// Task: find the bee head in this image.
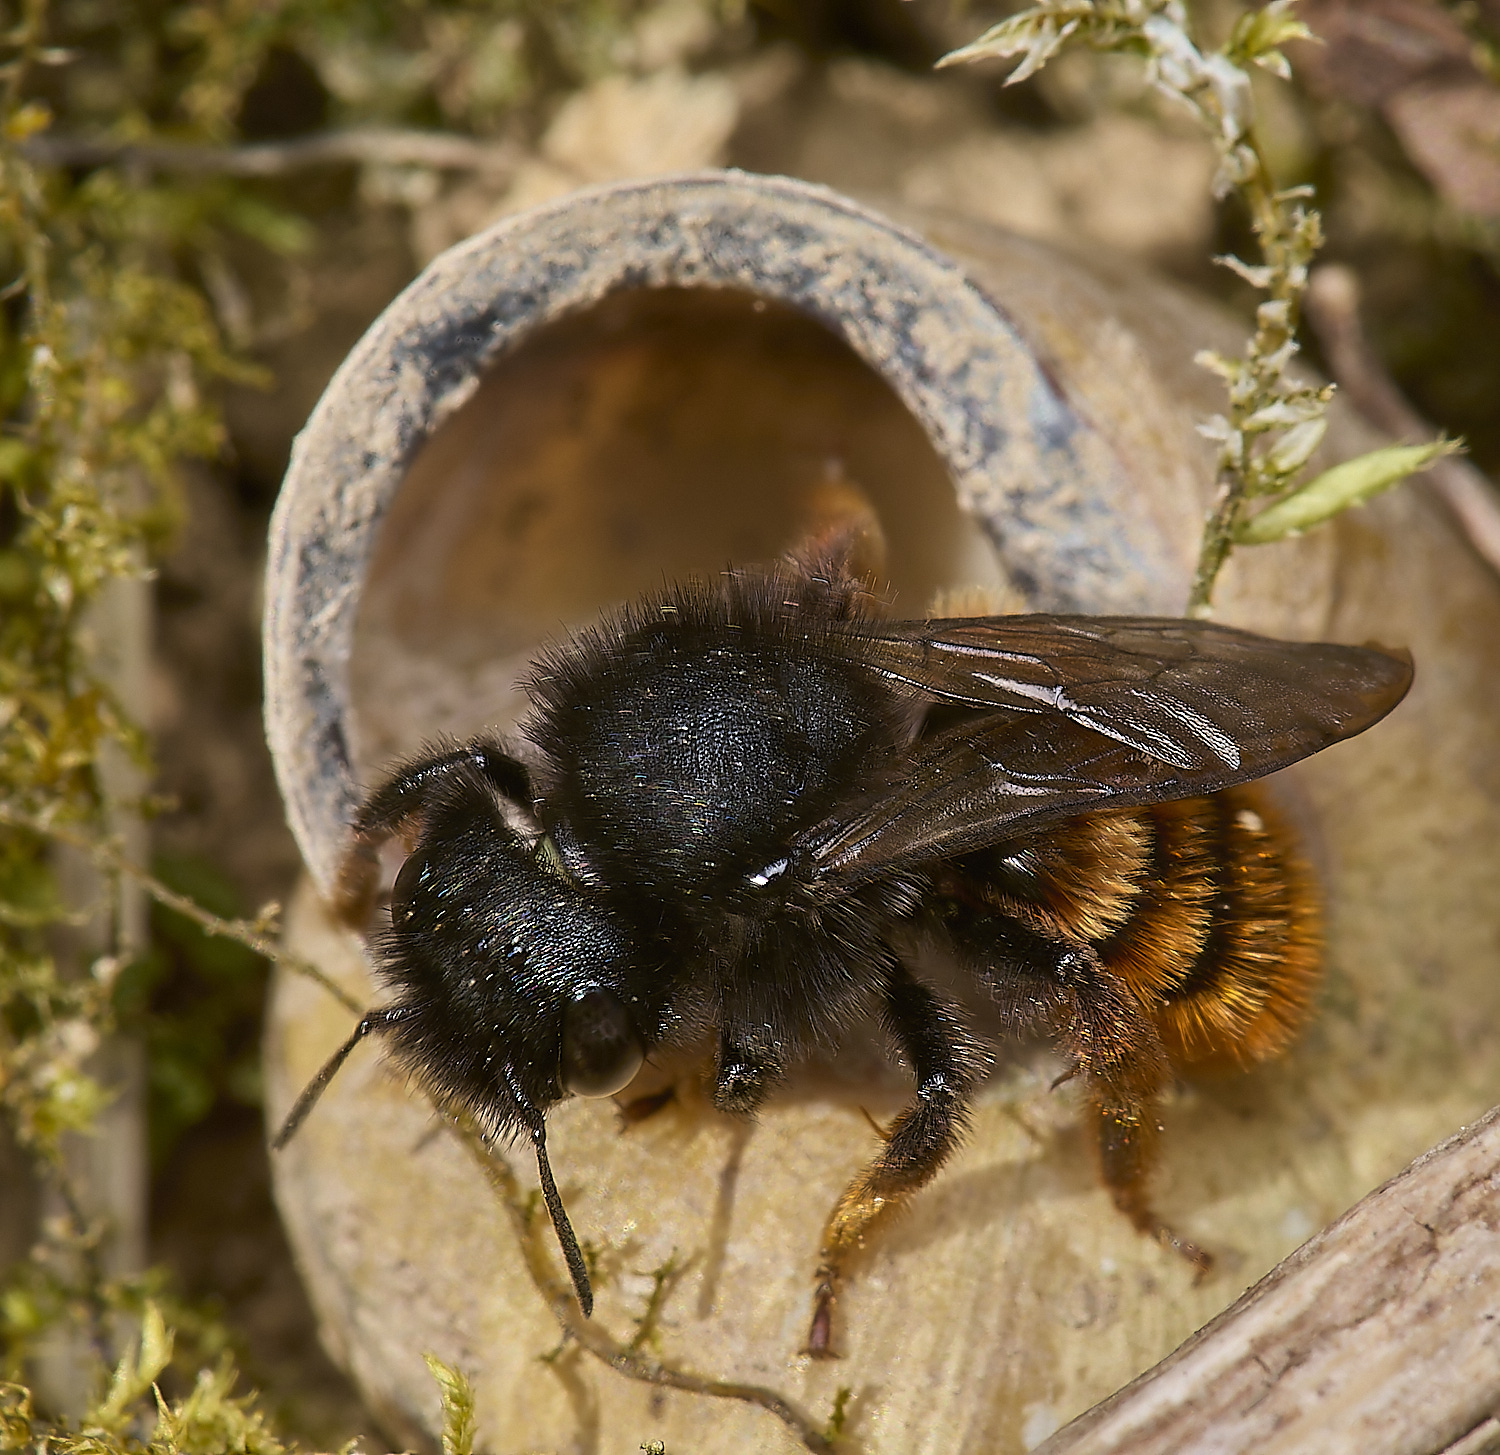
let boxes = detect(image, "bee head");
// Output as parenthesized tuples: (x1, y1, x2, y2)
(276, 792, 666, 1321)
(379, 819, 656, 1131)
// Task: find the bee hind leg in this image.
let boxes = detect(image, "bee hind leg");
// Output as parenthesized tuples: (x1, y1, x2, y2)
(1093, 1099, 1212, 1275)
(808, 959, 984, 1357)
(1061, 960, 1213, 1275)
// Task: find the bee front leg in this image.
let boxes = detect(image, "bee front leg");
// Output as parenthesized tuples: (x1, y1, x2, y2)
(711, 1028, 784, 1116)
(336, 738, 534, 926)
(808, 960, 984, 1357)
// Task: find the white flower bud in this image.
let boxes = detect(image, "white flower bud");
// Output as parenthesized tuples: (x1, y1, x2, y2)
(1264, 417, 1328, 475)
(1204, 52, 1254, 142)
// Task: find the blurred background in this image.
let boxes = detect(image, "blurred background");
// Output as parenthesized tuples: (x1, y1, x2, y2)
(1, 0, 1498, 1444)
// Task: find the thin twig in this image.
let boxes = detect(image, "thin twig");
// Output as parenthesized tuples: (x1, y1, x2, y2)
(48, 1163, 114, 1367)
(21, 126, 519, 178)
(0, 804, 364, 1015)
(1304, 264, 1500, 577)
(454, 1122, 837, 1455)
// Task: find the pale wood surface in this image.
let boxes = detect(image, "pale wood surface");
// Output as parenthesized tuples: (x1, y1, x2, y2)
(1039, 1107, 1500, 1455)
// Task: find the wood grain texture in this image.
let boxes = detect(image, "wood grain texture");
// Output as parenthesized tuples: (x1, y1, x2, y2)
(1039, 1106, 1500, 1455)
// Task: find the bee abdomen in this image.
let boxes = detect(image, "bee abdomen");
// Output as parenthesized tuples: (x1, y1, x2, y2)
(1123, 788, 1321, 1071)
(938, 787, 1321, 1071)
(967, 789, 1321, 1071)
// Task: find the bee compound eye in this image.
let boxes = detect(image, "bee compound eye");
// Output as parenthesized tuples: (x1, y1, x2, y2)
(560, 988, 645, 1098)
(389, 849, 429, 927)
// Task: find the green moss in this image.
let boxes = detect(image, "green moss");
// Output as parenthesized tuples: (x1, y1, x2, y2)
(0, 0, 667, 1443)
(422, 1355, 477, 1455)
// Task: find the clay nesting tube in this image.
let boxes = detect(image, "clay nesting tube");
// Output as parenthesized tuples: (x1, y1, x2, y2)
(263, 171, 1196, 899)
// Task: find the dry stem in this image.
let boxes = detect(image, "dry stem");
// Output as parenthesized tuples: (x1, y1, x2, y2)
(1036, 1104, 1500, 1454)
(22, 128, 518, 178)
(455, 1122, 837, 1455)
(0, 804, 363, 1016)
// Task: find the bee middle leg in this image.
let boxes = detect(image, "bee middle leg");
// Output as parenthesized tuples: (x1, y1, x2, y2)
(808, 959, 984, 1356)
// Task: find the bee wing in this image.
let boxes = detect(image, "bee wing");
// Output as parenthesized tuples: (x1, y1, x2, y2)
(805, 615, 1412, 878)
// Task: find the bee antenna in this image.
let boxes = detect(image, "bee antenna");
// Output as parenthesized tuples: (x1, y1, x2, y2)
(501, 1065, 593, 1316)
(529, 1121, 595, 1318)
(271, 1007, 404, 1151)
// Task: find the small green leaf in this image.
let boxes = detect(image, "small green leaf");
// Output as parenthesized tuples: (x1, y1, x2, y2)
(1235, 440, 1462, 543)
(936, 14, 1041, 68)
(424, 1353, 477, 1455)
(1254, 48, 1293, 79)
(1215, 253, 1274, 288)
(3, 101, 52, 140)
(139, 1301, 174, 1386)
(219, 194, 315, 255)
(91, 1302, 173, 1430)
(1243, 397, 1324, 430)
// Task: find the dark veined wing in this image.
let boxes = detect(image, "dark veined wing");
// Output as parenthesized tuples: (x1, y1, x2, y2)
(803, 614, 1412, 880)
